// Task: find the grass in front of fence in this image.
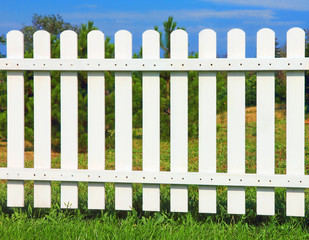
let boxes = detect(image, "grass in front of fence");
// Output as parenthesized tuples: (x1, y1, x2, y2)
(0, 107, 309, 238)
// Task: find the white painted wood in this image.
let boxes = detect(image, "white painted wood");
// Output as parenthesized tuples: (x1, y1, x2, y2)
(256, 28, 275, 215)
(227, 29, 246, 214)
(170, 29, 188, 212)
(3, 27, 309, 217)
(3, 168, 309, 189)
(60, 30, 78, 209)
(115, 30, 133, 210)
(142, 30, 160, 211)
(33, 30, 51, 208)
(198, 29, 217, 214)
(286, 27, 305, 217)
(1, 58, 309, 72)
(7, 30, 24, 207)
(87, 30, 106, 209)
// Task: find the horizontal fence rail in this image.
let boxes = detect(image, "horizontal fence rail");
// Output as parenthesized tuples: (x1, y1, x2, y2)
(0, 168, 309, 189)
(0, 58, 308, 71)
(0, 27, 308, 217)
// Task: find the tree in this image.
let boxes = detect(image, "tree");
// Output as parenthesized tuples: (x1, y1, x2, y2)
(21, 14, 78, 52)
(275, 37, 284, 58)
(0, 34, 5, 58)
(7, 14, 116, 151)
(305, 29, 309, 112)
(154, 16, 185, 58)
(0, 35, 5, 45)
(154, 17, 186, 139)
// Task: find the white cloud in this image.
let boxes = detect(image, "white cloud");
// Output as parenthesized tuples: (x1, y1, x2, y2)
(75, 4, 97, 9)
(0, 22, 21, 29)
(178, 9, 275, 20)
(63, 9, 275, 22)
(244, 20, 304, 27)
(186, 25, 236, 33)
(201, 0, 309, 11)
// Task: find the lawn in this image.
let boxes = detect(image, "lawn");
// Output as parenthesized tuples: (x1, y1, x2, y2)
(0, 107, 308, 239)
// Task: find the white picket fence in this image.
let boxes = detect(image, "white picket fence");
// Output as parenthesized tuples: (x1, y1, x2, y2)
(0, 27, 308, 216)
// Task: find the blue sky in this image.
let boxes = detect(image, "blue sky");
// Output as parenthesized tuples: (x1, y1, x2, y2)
(0, 0, 308, 57)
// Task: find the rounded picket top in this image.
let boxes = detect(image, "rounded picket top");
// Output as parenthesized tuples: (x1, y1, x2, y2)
(257, 28, 274, 36)
(171, 29, 188, 40)
(7, 30, 24, 58)
(7, 30, 23, 40)
(199, 29, 216, 59)
(88, 29, 104, 37)
(33, 30, 50, 58)
(257, 28, 275, 58)
(199, 28, 216, 39)
(287, 27, 305, 36)
(60, 29, 77, 36)
(227, 28, 245, 58)
(60, 30, 78, 41)
(60, 30, 78, 58)
(115, 29, 132, 37)
(143, 29, 160, 39)
(33, 30, 50, 38)
(87, 30, 105, 59)
(142, 30, 160, 59)
(171, 29, 188, 58)
(227, 28, 245, 38)
(115, 30, 132, 59)
(287, 27, 305, 57)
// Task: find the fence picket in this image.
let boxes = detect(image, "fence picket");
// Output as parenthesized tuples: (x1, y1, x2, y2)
(256, 28, 275, 215)
(142, 30, 160, 211)
(115, 30, 133, 210)
(227, 29, 246, 214)
(7, 30, 24, 207)
(286, 28, 305, 217)
(170, 30, 188, 212)
(33, 30, 51, 208)
(87, 30, 105, 209)
(198, 29, 217, 213)
(60, 30, 78, 209)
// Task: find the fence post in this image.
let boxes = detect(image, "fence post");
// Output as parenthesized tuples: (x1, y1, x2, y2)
(198, 29, 217, 214)
(227, 29, 246, 214)
(256, 28, 275, 215)
(7, 30, 24, 207)
(60, 30, 78, 209)
(87, 30, 106, 209)
(115, 30, 133, 210)
(33, 30, 51, 208)
(142, 30, 160, 211)
(170, 29, 188, 212)
(286, 27, 305, 217)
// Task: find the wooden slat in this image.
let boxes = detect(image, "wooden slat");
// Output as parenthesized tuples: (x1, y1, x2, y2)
(227, 29, 246, 214)
(115, 30, 133, 210)
(198, 29, 217, 213)
(7, 30, 24, 207)
(256, 28, 275, 215)
(170, 29, 188, 212)
(60, 30, 78, 209)
(33, 30, 51, 208)
(142, 30, 160, 211)
(87, 30, 105, 209)
(286, 28, 305, 217)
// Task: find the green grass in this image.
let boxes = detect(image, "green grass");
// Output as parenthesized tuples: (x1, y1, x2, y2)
(0, 209, 308, 239)
(0, 108, 309, 239)
(0, 184, 309, 239)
